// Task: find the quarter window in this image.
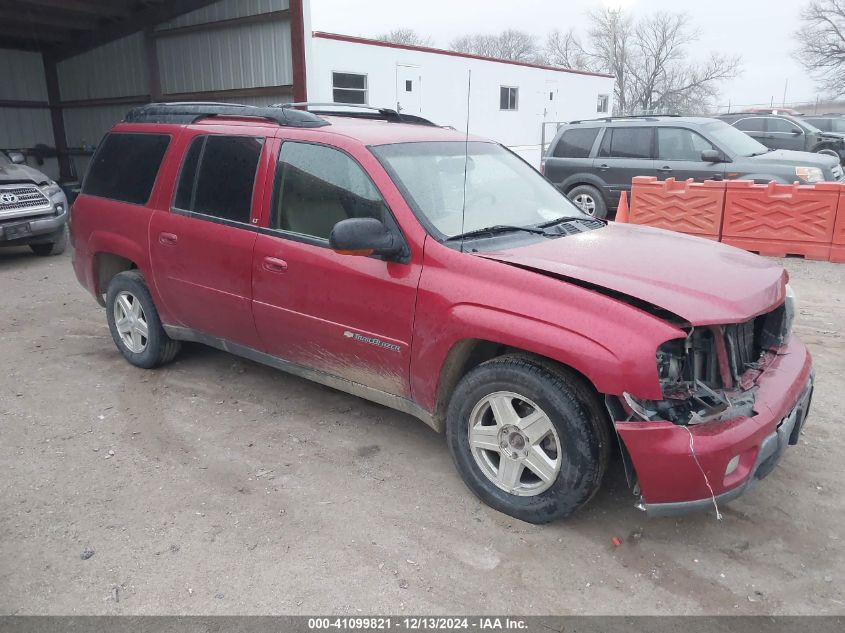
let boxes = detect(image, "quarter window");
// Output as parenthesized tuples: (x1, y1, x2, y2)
(173, 135, 263, 224)
(500, 86, 518, 111)
(598, 127, 652, 159)
(83, 132, 170, 205)
(272, 142, 390, 242)
(553, 128, 600, 158)
(333, 72, 368, 104)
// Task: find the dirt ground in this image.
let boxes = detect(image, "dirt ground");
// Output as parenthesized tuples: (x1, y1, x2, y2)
(0, 247, 843, 616)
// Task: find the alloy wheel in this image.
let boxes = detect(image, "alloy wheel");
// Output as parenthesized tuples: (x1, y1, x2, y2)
(468, 391, 562, 496)
(113, 290, 149, 354)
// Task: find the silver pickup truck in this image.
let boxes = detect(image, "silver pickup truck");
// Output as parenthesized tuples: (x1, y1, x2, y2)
(0, 150, 69, 256)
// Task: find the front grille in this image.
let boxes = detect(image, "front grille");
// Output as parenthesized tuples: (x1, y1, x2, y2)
(725, 305, 787, 378)
(0, 185, 51, 220)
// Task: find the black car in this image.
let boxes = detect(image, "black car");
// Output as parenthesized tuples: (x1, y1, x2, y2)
(543, 115, 843, 219)
(718, 112, 845, 164)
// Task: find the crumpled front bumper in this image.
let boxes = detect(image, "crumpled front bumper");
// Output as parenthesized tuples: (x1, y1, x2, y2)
(615, 335, 813, 517)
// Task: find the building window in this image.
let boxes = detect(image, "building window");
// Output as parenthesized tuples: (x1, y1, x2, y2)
(500, 86, 518, 111)
(597, 94, 609, 114)
(332, 72, 368, 104)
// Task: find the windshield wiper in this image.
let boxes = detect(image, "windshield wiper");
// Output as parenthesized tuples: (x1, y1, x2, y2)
(537, 215, 606, 228)
(445, 224, 548, 242)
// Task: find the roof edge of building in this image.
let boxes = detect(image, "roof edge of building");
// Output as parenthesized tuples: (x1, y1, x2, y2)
(311, 31, 615, 79)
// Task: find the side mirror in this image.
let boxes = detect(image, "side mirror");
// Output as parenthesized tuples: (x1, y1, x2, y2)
(329, 218, 404, 259)
(700, 149, 724, 163)
(7, 151, 25, 164)
(791, 129, 803, 136)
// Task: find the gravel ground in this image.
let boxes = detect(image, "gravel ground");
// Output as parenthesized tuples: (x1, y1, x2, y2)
(0, 247, 843, 615)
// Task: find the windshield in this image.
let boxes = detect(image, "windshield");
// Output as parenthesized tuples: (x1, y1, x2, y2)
(372, 141, 587, 239)
(0, 152, 9, 165)
(706, 121, 770, 157)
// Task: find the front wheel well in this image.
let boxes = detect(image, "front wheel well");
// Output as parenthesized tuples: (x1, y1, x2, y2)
(433, 340, 610, 434)
(94, 253, 137, 306)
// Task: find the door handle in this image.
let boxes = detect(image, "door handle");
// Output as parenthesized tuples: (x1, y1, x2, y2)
(597, 163, 610, 171)
(262, 256, 288, 273)
(657, 166, 673, 173)
(159, 232, 178, 246)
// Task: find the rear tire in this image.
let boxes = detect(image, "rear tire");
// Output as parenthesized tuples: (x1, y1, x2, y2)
(30, 225, 68, 256)
(567, 185, 608, 219)
(446, 356, 609, 523)
(105, 271, 180, 369)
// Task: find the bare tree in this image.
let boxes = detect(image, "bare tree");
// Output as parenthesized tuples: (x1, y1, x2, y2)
(449, 30, 541, 63)
(795, 0, 845, 97)
(545, 29, 590, 70)
(375, 28, 434, 47)
(543, 8, 739, 115)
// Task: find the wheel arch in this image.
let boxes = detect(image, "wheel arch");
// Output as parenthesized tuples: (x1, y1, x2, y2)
(432, 338, 610, 434)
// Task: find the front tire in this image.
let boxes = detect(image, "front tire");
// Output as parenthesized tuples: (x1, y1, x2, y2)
(446, 356, 609, 523)
(105, 271, 180, 369)
(567, 184, 608, 219)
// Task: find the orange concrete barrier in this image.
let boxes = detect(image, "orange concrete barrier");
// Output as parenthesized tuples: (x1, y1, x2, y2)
(629, 177, 725, 240)
(831, 190, 845, 263)
(722, 181, 839, 260)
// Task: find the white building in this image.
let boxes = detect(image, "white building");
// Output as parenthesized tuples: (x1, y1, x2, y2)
(306, 32, 615, 166)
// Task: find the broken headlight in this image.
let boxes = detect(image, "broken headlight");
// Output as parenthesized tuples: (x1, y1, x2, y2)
(783, 283, 796, 341)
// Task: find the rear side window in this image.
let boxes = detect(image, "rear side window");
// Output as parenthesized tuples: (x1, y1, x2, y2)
(734, 118, 765, 132)
(83, 132, 170, 204)
(553, 128, 600, 158)
(598, 127, 652, 159)
(173, 135, 264, 224)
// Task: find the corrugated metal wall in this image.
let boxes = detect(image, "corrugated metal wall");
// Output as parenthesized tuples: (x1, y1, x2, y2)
(57, 33, 148, 102)
(1, 0, 297, 181)
(158, 0, 289, 29)
(157, 20, 293, 94)
(0, 49, 58, 180)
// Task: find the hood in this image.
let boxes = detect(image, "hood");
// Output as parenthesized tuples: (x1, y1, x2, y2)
(0, 162, 49, 185)
(746, 148, 839, 169)
(478, 223, 786, 325)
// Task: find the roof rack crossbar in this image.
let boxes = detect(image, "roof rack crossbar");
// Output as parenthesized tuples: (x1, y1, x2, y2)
(276, 102, 437, 126)
(123, 102, 331, 128)
(569, 114, 681, 124)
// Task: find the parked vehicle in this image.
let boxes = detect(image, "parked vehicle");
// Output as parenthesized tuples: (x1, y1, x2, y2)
(718, 112, 845, 164)
(0, 150, 69, 255)
(543, 115, 843, 219)
(802, 113, 845, 135)
(71, 103, 813, 523)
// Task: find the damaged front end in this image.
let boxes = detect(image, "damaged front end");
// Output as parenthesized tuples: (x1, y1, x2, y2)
(623, 284, 796, 427)
(608, 284, 811, 516)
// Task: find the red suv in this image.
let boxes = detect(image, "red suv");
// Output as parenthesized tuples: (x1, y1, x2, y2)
(71, 103, 813, 523)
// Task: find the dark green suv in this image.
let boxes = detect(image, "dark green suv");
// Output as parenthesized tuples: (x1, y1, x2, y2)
(543, 115, 843, 219)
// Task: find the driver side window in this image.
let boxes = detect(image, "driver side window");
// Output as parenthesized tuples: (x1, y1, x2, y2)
(271, 142, 389, 241)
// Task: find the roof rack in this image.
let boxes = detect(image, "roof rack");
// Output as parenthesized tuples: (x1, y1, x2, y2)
(123, 102, 331, 127)
(569, 114, 681, 124)
(276, 102, 437, 126)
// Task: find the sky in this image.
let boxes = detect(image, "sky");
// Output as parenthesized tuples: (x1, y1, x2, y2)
(310, 0, 821, 110)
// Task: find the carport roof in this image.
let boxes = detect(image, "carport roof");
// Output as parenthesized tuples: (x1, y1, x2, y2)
(1, 0, 219, 59)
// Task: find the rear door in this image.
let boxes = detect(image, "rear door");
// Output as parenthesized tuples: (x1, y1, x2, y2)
(655, 127, 726, 181)
(251, 138, 422, 398)
(149, 128, 270, 348)
(593, 126, 656, 205)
